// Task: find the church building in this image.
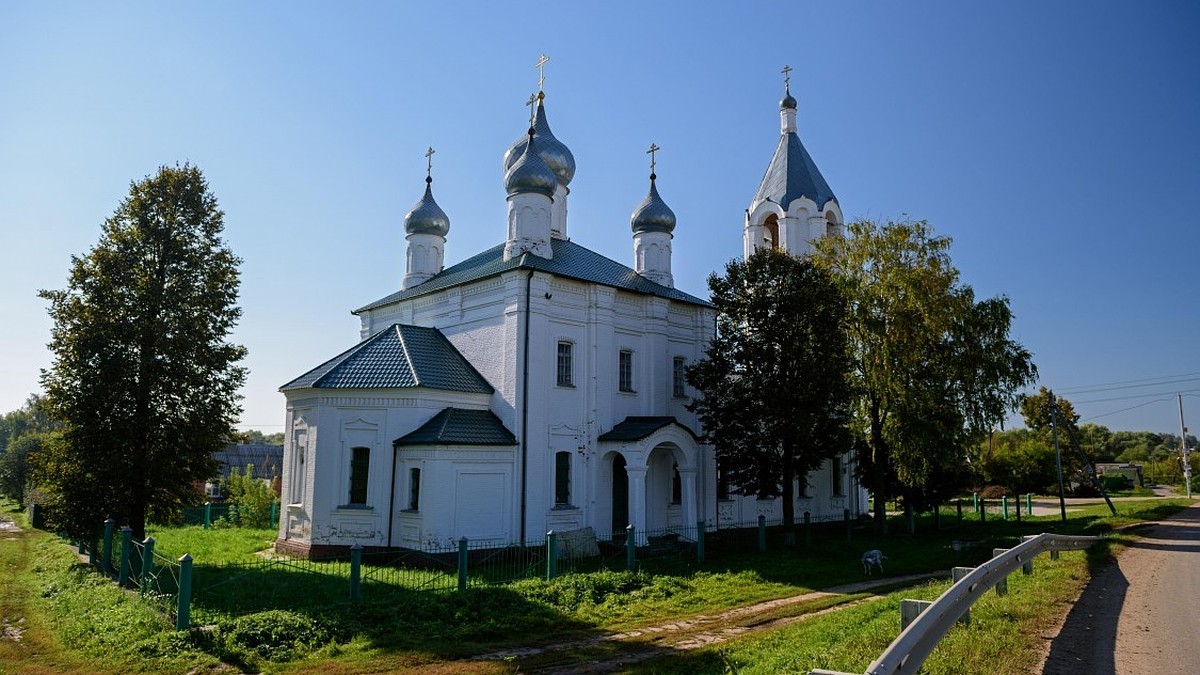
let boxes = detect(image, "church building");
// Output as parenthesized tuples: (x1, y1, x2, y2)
(275, 69, 867, 558)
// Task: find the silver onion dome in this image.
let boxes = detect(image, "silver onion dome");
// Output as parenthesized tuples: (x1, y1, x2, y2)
(780, 88, 798, 110)
(504, 131, 557, 198)
(503, 97, 576, 188)
(404, 177, 450, 237)
(630, 174, 676, 234)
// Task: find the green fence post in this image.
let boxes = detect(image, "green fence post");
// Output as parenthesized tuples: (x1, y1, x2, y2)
(626, 525, 636, 572)
(204, 502, 212, 530)
(270, 501, 278, 527)
(803, 511, 812, 547)
(176, 554, 192, 630)
(349, 543, 362, 602)
(980, 499, 986, 523)
(101, 518, 114, 576)
(956, 499, 963, 527)
(757, 514, 767, 552)
(1026, 493, 1033, 512)
(546, 531, 558, 581)
(1002, 496, 1009, 520)
(140, 537, 156, 597)
(118, 526, 132, 587)
(696, 520, 705, 563)
(1015, 494, 1022, 523)
(457, 538, 468, 591)
(844, 508, 852, 542)
(88, 527, 98, 567)
(973, 492, 979, 513)
(905, 503, 915, 535)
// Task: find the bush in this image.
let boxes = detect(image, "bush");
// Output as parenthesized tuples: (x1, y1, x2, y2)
(223, 465, 277, 528)
(216, 609, 333, 662)
(978, 485, 1013, 499)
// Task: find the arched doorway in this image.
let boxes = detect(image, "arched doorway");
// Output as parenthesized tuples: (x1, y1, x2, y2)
(611, 454, 629, 534)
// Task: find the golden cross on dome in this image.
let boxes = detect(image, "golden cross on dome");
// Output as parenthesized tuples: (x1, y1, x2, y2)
(646, 143, 661, 174)
(535, 53, 550, 92)
(425, 146, 435, 177)
(781, 64, 793, 89)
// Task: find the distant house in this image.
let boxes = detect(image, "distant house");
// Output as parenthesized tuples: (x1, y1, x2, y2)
(204, 443, 284, 500)
(1095, 462, 1143, 487)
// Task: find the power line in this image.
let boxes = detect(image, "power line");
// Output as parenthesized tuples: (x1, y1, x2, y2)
(1070, 387, 1200, 405)
(1058, 376, 1200, 395)
(1058, 371, 1200, 395)
(1080, 397, 1177, 423)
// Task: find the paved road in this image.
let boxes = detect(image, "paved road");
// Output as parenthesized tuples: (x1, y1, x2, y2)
(1042, 503, 1200, 674)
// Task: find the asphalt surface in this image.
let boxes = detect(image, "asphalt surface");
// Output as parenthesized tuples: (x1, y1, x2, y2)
(1042, 502, 1200, 675)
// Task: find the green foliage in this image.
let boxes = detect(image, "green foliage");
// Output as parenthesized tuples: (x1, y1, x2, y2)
(221, 464, 277, 528)
(235, 429, 284, 445)
(0, 395, 57, 506)
(977, 429, 1059, 493)
(687, 249, 853, 527)
(215, 610, 334, 663)
(813, 219, 1036, 516)
(35, 164, 247, 540)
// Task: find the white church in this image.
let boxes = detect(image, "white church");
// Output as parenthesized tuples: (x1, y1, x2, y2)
(275, 72, 868, 558)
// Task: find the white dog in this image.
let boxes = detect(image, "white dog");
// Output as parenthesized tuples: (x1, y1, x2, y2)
(862, 549, 887, 575)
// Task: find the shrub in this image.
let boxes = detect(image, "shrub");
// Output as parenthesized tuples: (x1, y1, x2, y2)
(223, 464, 277, 528)
(216, 609, 333, 662)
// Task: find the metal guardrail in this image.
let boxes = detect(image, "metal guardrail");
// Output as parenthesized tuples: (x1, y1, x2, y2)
(811, 533, 1101, 675)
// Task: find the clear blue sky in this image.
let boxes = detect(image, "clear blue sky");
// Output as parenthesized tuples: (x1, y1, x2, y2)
(2, 2, 1197, 435)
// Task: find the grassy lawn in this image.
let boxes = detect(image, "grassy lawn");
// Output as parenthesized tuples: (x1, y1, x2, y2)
(0, 497, 1188, 674)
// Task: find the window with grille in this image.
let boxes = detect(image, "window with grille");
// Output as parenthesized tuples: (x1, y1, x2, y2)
(557, 341, 573, 387)
(555, 451, 571, 506)
(671, 463, 682, 504)
(348, 446, 370, 505)
(672, 356, 686, 397)
(619, 350, 634, 392)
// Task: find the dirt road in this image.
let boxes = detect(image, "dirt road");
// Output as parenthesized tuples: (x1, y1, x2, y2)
(1042, 503, 1200, 674)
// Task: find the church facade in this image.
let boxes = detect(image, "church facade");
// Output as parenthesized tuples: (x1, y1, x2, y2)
(275, 77, 867, 558)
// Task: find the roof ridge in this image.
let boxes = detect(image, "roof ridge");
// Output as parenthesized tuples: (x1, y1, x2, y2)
(393, 324, 421, 388)
(309, 327, 393, 388)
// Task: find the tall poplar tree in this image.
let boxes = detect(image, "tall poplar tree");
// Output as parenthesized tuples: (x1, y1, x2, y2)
(687, 249, 853, 535)
(37, 164, 246, 539)
(814, 219, 1036, 527)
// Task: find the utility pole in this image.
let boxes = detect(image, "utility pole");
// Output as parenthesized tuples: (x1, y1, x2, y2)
(1051, 393, 1067, 522)
(1180, 394, 1193, 500)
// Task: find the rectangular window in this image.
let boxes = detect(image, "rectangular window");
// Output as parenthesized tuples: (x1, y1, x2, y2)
(555, 451, 571, 506)
(798, 476, 809, 498)
(557, 341, 574, 387)
(349, 446, 370, 505)
(408, 467, 421, 510)
(618, 349, 634, 392)
(672, 356, 686, 397)
(717, 467, 730, 500)
(832, 456, 844, 496)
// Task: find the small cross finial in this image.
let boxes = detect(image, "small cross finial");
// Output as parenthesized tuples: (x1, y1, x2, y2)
(525, 92, 538, 129)
(781, 64, 792, 90)
(646, 143, 660, 175)
(535, 53, 550, 92)
(425, 146, 435, 178)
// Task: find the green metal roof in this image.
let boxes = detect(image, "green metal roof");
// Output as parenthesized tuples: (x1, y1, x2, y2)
(393, 408, 517, 447)
(280, 324, 493, 394)
(354, 238, 711, 314)
(597, 416, 700, 442)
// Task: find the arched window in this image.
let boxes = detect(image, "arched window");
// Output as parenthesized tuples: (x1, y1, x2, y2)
(763, 214, 780, 249)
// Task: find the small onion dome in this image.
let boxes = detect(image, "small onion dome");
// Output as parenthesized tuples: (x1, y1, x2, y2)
(404, 177, 450, 237)
(503, 97, 576, 188)
(504, 131, 557, 198)
(630, 174, 676, 234)
(780, 88, 797, 110)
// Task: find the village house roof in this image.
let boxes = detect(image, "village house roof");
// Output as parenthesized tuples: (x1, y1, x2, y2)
(212, 443, 283, 480)
(393, 408, 517, 447)
(354, 238, 712, 314)
(279, 324, 494, 394)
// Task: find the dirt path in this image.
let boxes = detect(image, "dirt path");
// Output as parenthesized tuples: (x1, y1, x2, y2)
(1040, 502, 1200, 675)
(471, 571, 944, 673)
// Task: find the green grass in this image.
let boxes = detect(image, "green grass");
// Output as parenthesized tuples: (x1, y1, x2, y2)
(147, 523, 276, 563)
(3, 497, 1189, 674)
